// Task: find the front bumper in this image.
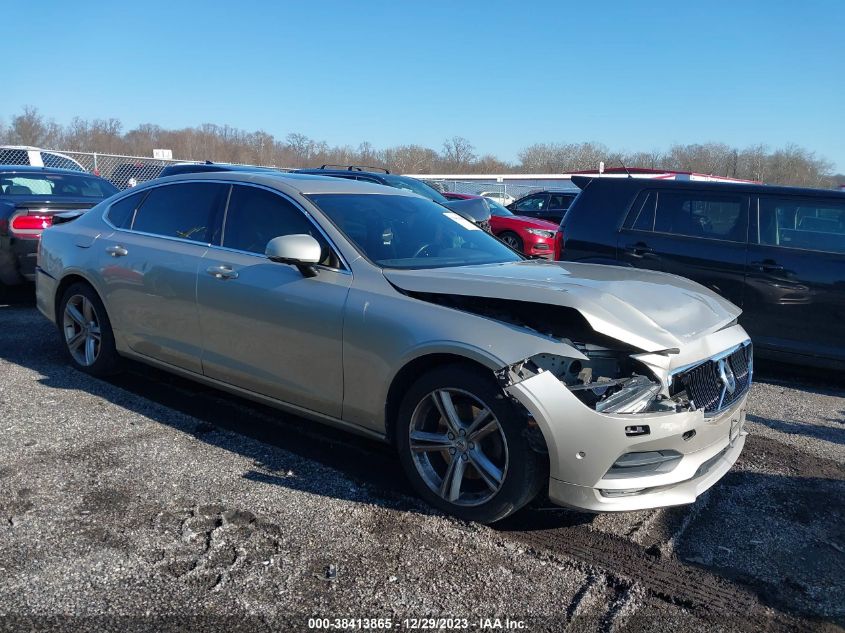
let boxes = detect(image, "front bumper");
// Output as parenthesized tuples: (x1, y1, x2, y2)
(505, 368, 749, 512)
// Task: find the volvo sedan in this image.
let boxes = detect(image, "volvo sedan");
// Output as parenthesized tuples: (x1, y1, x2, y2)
(36, 172, 751, 523)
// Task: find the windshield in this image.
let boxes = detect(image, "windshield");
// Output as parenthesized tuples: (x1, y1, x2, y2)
(485, 199, 514, 216)
(0, 172, 118, 198)
(310, 193, 523, 269)
(382, 175, 448, 204)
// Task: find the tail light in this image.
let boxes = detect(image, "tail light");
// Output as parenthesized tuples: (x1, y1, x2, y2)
(10, 214, 53, 239)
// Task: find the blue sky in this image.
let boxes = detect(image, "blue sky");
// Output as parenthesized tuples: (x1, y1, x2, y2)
(5, 1, 844, 170)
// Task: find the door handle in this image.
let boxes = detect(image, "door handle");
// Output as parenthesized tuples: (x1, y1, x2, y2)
(750, 260, 784, 273)
(105, 245, 128, 257)
(624, 243, 653, 258)
(206, 265, 239, 280)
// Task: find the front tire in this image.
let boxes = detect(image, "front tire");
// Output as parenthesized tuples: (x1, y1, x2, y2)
(499, 231, 524, 253)
(58, 283, 121, 377)
(396, 364, 545, 523)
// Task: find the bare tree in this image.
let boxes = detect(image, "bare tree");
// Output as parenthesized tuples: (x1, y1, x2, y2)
(0, 106, 836, 187)
(441, 136, 476, 170)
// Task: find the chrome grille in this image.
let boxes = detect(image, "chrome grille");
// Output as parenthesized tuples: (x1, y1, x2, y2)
(674, 342, 752, 416)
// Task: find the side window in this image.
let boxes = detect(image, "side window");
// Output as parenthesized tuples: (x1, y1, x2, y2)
(131, 182, 227, 243)
(548, 194, 574, 211)
(654, 190, 747, 242)
(222, 185, 335, 264)
(624, 191, 656, 231)
(41, 152, 82, 171)
(514, 194, 547, 212)
(0, 148, 29, 166)
(106, 192, 146, 228)
(758, 196, 845, 254)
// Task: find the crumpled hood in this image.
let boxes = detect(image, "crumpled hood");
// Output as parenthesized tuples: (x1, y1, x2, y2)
(383, 260, 741, 352)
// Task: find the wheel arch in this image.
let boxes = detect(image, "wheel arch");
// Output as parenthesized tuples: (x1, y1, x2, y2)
(54, 272, 102, 325)
(384, 352, 496, 445)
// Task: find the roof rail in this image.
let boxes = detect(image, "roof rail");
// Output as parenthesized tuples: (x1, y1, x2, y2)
(318, 164, 391, 174)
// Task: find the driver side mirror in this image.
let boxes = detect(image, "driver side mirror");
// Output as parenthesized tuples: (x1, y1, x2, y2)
(265, 234, 321, 278)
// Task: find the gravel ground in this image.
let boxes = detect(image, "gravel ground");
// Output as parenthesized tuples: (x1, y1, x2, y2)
(0, 289, 842, 632)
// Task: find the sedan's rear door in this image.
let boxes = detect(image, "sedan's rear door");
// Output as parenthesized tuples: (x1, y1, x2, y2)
(196, 184, 351, 418)
(101, 181, 228, 373)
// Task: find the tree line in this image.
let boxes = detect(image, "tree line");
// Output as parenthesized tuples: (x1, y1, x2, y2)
(1, 106, 841, 188)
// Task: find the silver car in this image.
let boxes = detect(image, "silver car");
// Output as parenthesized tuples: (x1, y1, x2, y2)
(36, 172, 751, 523)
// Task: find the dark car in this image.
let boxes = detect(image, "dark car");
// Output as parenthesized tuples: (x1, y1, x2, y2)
(158, 161, 284, 178)
(507, 189, 579, 224)
(293, 166, 492, 229)
(108, 162, 165, 189)
(0, 167, 119, 289)
(560, 176, 845, 369)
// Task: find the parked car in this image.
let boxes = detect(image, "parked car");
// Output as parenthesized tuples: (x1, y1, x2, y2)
(444, 192, 561, 259)
(293, 165, 492, 230)
(508, 189, 579, 224)
(158, 161, 283, 178)
(37, 171, 751, 522)
(108, 162, 165, 189)
(479, 190, 516, 206)
(0, 145, 85, 172)
(560, 176, 845, 369)
(0, 167, 118, 288)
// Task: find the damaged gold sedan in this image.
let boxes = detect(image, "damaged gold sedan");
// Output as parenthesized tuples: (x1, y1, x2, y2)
(36, 172, 751, 523)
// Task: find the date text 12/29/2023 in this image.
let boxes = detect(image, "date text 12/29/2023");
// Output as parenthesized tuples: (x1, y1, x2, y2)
(307, 617, 527, 630)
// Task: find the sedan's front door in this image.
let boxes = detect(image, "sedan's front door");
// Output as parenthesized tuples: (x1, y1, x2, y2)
(196, 184, 351, 418)
(743, 194, 845, 364)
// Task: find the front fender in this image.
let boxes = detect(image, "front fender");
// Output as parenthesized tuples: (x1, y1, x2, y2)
(340, 286, 586, 432)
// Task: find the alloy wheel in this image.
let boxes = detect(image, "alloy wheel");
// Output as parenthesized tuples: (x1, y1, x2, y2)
(63, 294, 101, 367)
(409, 388, 509, 507)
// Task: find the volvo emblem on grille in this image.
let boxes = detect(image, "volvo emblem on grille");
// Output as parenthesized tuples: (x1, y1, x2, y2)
(718, 358, 737, 394)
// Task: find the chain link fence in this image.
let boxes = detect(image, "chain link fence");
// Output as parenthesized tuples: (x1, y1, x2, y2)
(0, 148, 292, 190)
(1, 148, 578, 199)
(0, 147, 206, 189)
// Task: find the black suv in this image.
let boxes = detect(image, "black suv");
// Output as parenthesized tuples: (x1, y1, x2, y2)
(507, 189, 578, 224)
(560, 176, 845, 369)
(293, 165, 492, 229)
(158, 161, 283, 178)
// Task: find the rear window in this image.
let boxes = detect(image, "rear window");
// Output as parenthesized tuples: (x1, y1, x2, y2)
(0, 172, 118, 198)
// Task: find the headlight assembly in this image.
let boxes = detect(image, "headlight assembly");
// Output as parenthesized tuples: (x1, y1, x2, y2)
(526, 228, 556, 238)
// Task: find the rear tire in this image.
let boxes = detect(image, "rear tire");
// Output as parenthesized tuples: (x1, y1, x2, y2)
(58, 282, 121, 377)
(499, 231, 524, 253)
(396, 364, 545, 524)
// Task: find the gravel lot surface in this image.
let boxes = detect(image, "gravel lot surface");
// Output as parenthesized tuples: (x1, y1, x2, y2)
(0, 288, 842, 632)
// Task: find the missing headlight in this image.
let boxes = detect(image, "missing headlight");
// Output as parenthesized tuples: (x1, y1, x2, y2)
(545, 345, 663, 413)
(596, 376, 661, 414)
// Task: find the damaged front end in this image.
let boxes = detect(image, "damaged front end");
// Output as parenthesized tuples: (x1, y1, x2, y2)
(386, 270, 751, 512)
(498, 344, 691, 417)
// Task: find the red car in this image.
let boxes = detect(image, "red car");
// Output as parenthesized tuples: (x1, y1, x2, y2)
(443, 192, 562, 259)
